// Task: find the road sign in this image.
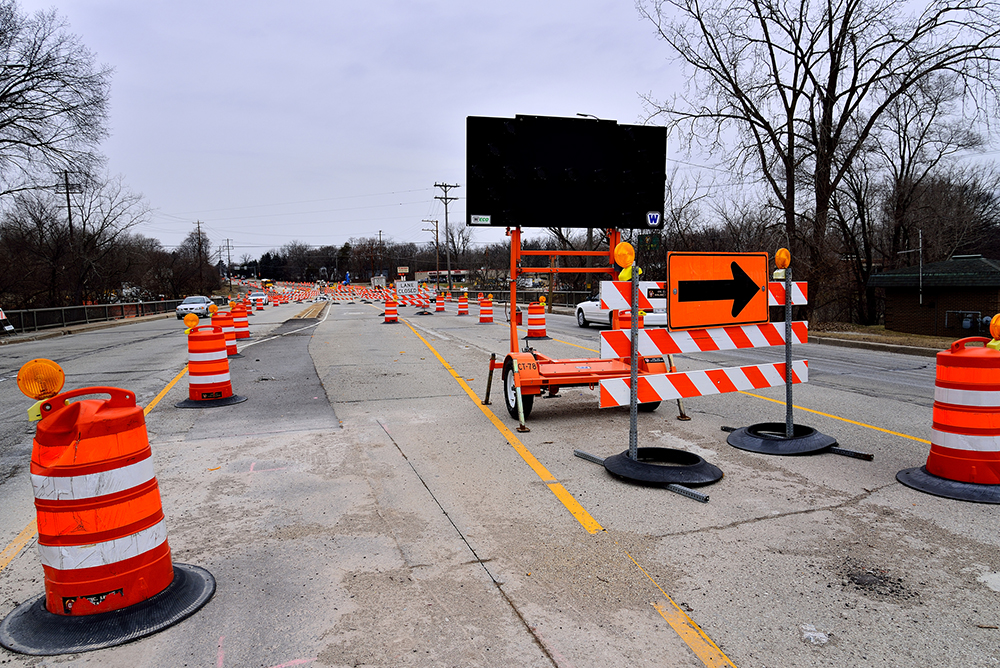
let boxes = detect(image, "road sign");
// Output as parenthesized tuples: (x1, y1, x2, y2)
(667, 252, 769, 330)
(396, 280, 419, 296)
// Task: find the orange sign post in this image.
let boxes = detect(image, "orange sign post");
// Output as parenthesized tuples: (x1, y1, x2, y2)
(667, 252, 769, 330)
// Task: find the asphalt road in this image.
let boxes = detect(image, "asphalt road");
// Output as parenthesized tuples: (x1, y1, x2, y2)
(1, 301, 998, 668)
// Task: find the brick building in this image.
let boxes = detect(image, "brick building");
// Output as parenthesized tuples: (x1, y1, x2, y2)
(867, 255, 1000, 336)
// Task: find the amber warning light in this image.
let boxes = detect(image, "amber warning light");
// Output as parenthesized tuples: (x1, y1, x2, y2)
(17, 358, 65, 400)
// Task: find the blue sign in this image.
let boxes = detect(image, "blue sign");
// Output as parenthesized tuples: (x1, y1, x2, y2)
(646, 211, 661, 227)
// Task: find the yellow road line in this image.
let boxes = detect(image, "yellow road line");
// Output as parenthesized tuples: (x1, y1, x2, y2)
(402, 319, 603, 534)
(144, 365, 188, 416)
(0, 520, 37, 572)
(2, 366, 187, 575)
(739, 391, 931, 444)
(403, 318, 733, 666)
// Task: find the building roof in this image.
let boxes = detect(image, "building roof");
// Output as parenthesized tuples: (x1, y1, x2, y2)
(867, 255, 1000, 289)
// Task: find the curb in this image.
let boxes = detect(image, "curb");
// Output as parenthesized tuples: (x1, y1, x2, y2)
(0, 313, 176, 346)
(808, 334, 940, 358)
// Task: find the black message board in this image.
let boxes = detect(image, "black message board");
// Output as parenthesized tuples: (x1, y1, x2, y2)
(466, 114, 666, 229)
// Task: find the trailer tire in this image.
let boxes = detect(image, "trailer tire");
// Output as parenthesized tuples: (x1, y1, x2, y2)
(502, 357, 534, 420)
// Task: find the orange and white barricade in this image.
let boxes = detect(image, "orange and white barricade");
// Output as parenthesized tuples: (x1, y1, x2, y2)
(457, 294, 468, 316)
(436, 293, 445, 312)
(176, 325, 247, 408)
(211, 310, 239, 357)
(384, 300, 398, 324)
(898, 336, 1000, 502)
(525, 302, 548, 339)
(479, 299, 493, 324)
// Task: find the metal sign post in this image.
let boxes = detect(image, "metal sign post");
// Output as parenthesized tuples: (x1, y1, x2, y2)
(629, 261, 639, 461)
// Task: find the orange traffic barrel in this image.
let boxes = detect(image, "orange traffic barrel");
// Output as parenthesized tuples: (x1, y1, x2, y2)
(0, 386, 215, 655)
(436, 293, 445, 312)
(457, 294, 469, 316)
(525, 302, 549, 339)
(479, 299, 493, 324)
(898, 336, 1000, 502)
(176, 325, 247, 408)
(232, 303, 250, 339)
(211, 309, 239, 357)
(255, 298, 264, 311)
(611, 309, 644, 330)
(384, 299, 398, 324)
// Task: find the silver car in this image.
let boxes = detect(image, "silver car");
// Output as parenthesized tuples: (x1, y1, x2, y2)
(176, 295, 213, 319)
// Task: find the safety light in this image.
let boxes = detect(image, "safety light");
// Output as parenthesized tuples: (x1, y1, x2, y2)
(183, 313, 200, 328)
(17, 358, 65, 400)
(614, 242, 635, 268)
(991, 313, 1000, 341)
(775, 248, 791, 269)
(209, 303, 218, 314)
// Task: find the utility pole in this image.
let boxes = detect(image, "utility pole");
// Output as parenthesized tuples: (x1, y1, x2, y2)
(422, 219, 440, 287)
(221, 238, 234, 294)
(434, 182, 459, 291)
(194, 220, 204, 295)
(56, 171, 83, 304)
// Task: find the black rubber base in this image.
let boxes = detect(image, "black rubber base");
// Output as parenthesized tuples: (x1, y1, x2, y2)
(227, 352, 244, 359)
(603, 447, 723, 486)
(896, 466, 1000, 504)
(727, 422, 837, 455)
(523, 335, 551, 340)
(175, 394, 248, 409)
(0, 563, 215, 656)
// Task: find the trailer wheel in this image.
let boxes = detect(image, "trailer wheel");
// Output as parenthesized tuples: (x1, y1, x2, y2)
(502, 357, 534, 420)
(638, 401, 660, 412)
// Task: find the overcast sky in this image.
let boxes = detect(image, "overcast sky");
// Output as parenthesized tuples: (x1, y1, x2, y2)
(18, 0, 681, 260)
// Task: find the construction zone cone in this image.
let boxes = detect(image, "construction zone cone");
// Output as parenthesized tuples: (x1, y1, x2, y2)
(232, 303, 251, 339)
(479, 298, 494, 324)
(176, 323, 247, 408)
(212, 309, 240, 357)
(898, 334, 1000, 503)
(525, 301, 550, 339)
(436, 293, 445, 312)
(0, 361, 215, 655)
(457, 294, 469, 316)
(384, 299, 398, 324)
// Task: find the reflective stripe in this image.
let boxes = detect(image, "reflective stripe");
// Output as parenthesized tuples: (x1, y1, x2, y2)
(932, 429, 1000, 452)
(189, 350, 228, 362)
(935, 386, 1000, 408)
(38, 519, 167, 570)
(31, 457, 155, 501)
(189, 372, 231, 384)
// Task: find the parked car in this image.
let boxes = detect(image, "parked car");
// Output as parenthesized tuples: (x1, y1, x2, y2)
(175, 295, 213, 319)
(248, 291, 270, 305)
(575, 295, 667, 328)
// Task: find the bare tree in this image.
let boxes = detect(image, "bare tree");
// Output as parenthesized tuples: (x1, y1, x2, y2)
(0, 1, 111, 197)
(639, 0, 1000, 300)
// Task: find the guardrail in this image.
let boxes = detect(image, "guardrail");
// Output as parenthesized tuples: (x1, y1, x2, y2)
(1, 300, 187, 334)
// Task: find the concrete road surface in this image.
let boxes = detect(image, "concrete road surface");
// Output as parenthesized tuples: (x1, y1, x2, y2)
(1, 300, 998, 667)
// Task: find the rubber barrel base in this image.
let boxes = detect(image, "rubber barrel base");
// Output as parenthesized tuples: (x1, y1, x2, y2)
(175, 394, 248, 409)
(603, 447, 723, 486)
(896, 466, 1000, 504)
(727, 422, 837, 455)
(0, 563, 215, 656)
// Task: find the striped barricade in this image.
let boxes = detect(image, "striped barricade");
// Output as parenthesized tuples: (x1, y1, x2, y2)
(599, 360, 808, 408)
(599, 281, 808, 311)
(600, 322, 808, 358)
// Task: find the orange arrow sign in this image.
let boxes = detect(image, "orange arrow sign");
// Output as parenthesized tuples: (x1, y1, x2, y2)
(667, 252, 769, 330)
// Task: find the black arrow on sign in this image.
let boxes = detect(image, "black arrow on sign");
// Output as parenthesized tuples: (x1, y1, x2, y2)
(678, 262, 762, 318)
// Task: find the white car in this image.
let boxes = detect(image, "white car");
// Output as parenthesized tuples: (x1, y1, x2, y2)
(247, 291, 270, 306)
(575, 295, 667, 328)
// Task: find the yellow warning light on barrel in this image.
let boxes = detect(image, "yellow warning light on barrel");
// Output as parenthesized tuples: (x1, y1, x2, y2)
(614, 242, 635, 268)
(17, 358, 65, 400)
(209, 303, 218, 314)
(775, 248, 791, 269)
(183, 313, 200, 328)
(991, 313, 1000, 341)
